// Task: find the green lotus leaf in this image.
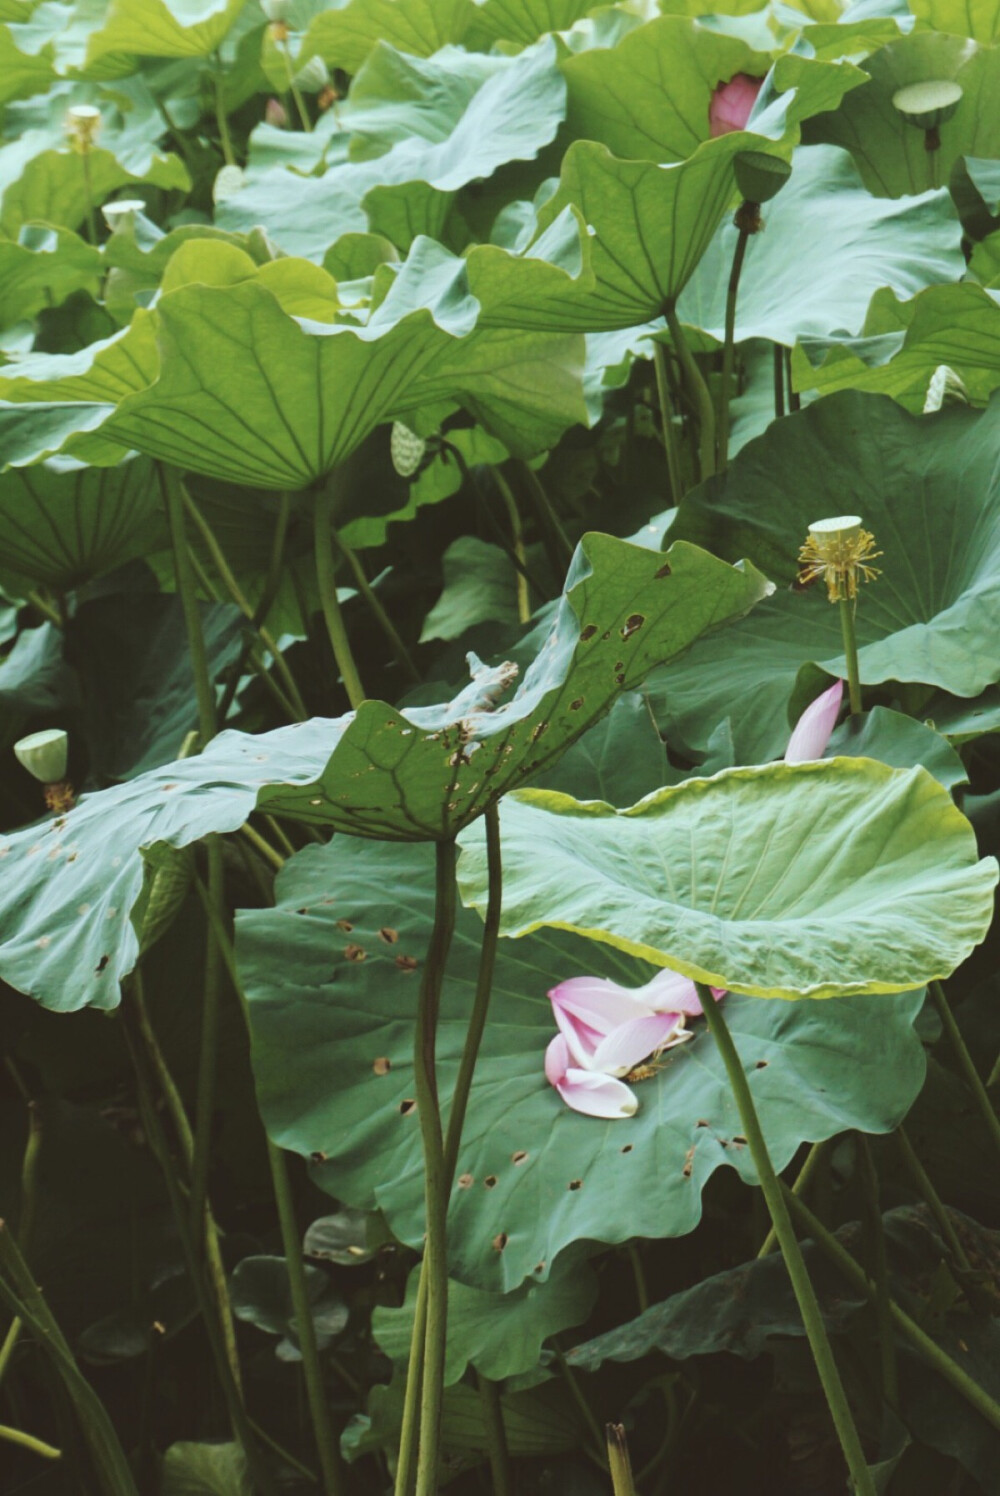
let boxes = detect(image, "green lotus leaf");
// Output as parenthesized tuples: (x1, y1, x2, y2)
(420, 536, 521, 643)
(344, 1378, 581, 1463)
(0, 20, 54, 105)
(677, 144, 962, 346)
(161, 1442, 251, 1496)
(804, 31, 1000, 197)
(0, 453, 164, 592)
(0, 225, 102, 332)
(456, 765, 997, 999)
(467, 0, 601, 48)
(0, 140, 190, 239)
(0, 533, 769, 1010)
(910, 0, 1000, 43)
(83, 0, 246, 76)
(950, 153, 1000, 239)
(793, 282, 1000, 409)
(0, 240, 587, 478)
(229, 1255, 348, 1359)
(218, 39, 566, 261)
(302, 0, 475, 75)
(517, 132, 790, 331)
(561, 14, 773, 163)
(658, 392, 1000, 761)
(372, 1250, 596, 1384)
(239, 835, 929, 1290)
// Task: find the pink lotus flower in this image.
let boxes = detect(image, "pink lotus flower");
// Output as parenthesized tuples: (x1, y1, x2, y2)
(265, 98, 288, 128)
(784, 679, 844, 764)
(545, 973, 724, 1117)
(709, 74, 765, 137)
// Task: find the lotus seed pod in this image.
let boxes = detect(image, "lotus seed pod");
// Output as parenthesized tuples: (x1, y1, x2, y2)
(923, 364, 970, 413)
(14, 729, 68, 785)
(390, 422, 427, 478)
(892, 80, 962, 131)
(65, 103, 101, 151)
(101, 198, 145, 231)
(213, 164, 246, 204)
(294, 55, 330, 93)
(798, 517, 882, 602)
(808, 515, 863, 545)
(733, 150, 792, 205)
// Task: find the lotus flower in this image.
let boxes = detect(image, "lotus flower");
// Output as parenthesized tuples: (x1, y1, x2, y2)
(545, 972, 724, 1117)
(784, 679, 844, 764)
(709, 74, 764, 137)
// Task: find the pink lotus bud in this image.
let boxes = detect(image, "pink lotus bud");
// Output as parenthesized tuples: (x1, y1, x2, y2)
(785, 679, 844, 764)
(265, 98, 288, 128)
(709, 74, 764, 137)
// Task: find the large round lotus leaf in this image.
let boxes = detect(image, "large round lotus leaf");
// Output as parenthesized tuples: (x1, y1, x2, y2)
(804, 32, 1000, 197)
(303, 0, 475, 74)
(0, 534, 768, 1012)
(0, 454, 164, 592)
(793, 282, 1000, 411)
(238, 836, 929, 1291)
(658, 391, 1000, 761)
(677, 145, 963, 345)
(456, 766, 997, 999)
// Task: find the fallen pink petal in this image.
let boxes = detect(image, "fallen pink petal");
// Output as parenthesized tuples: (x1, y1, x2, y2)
(785, 678, 844, 764)
(545, 1033, 639, 1118)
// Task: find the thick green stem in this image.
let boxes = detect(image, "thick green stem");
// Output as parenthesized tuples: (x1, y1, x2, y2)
(190, 878, 345, 1495)
(697, 986, 875, 1495)
(653, 343, 684, 508)
(190, 838, 225, 1247)
(664, 302, 715, 485)
(413, 839, 458, 1496)
(785, 347, 800, 411)
(0, 1222, 139, 1495)
(332, 532, 421, 685)
(128, 975, 243, 1394)
(930, 981, 1000, 1164)
(717, 225, 750, 473)
(493, 470, 531, 623)
(0, 1422, 61, 1460)
(315, 491, 366, 709)
(160, 464, 217, 747)
(858, 1137, 898, 1409)
(281, 41, 312, 132)
(213, 62, 236, 166)
(552, 1343, 606, 1465)
(515, 459, 574, 572)
(758, 1138, 831, 1258)
(773, 342, 785, 420)
(478, 1373, 514, 1496)
(784, 1188, 1000, 1438)
(180, 482, 308, 721)
(394, 1269, 427, 1496)
(267, 1141, 346, 1496)
(607, 1423, 638, 1496)
(120, 1000, 272, 1493)
(79, 150, 98, 246)
(838, 598, 863, 715)
(895, 1125, 971, 1272)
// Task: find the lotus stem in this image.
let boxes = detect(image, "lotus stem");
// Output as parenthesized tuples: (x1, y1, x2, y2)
(479, 1373, 514, 1496)
(697, 984, 876, 1496)
(0, 1423, 61, 1460)
(213, 59, 236, 166)
(607, 1423, 638, 1496)
(858, 1137, 898, 1408)
(160, 463, 218, 748)
(929, 981, 1000, 1165)
(395, 1268, 428, 1496)
(757, 1138, 832, 1257)
(281, 41, 312, 132)
(239, 821, 286, 872)
(332, 531, 421, 685)
(653, 343, 684, 507)
(717, 224, 751, 473)
(785, 347, 800, 411)
(314, 489, 367, 708)
(783, 1188, 1000, 1438)
(895, 1124, 972, 1273)
(493, 469, 531, 623)
(516, 459, 574, 572)
(773, 343, 785, 419)
(839, 599, 863, 715)
(413, 838, 459, 1496)
(664, 302, 715, 486)
(190, 839, 225, 1247)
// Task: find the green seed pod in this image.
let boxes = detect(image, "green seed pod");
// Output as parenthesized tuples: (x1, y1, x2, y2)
(294, 55, 331, 93)
(924, 364, 970, 413)
(14, 729, 68, 785)
(212, 165, 246, 204)
(892, 80, 963, 131)
(390, 422, 427, 478)
(733, 151, 792, 205)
